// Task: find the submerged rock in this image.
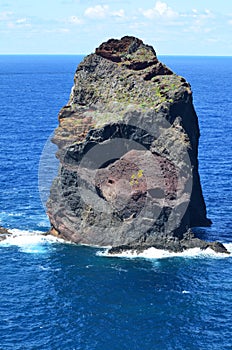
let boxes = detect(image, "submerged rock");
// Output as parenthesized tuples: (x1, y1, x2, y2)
(0, 226, 11, 241)
(47, 36, 228, 253)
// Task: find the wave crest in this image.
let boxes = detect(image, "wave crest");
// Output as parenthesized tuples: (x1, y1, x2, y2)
(0, 229, 65, 254)
(97, 244, 232, 259)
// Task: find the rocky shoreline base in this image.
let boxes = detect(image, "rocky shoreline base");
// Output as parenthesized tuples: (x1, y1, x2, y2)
(0, 225, 229, 255)
(108, 229, 230, 255)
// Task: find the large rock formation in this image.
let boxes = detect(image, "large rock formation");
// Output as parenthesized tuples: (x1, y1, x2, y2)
(47, 36, 228, 253)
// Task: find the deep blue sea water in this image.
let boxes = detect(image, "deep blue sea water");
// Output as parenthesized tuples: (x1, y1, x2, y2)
(0, 55, 232, 349)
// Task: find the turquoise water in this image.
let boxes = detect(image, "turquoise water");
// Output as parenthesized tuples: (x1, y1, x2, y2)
(0, 55, 232, 349)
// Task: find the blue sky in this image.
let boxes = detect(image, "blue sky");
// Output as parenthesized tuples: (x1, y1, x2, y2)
(0, 0, 232, 55)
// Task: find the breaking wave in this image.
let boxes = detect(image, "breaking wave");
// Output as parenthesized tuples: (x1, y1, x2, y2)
(0, 229, 65, 254)
(2, 229, 232, 259)
(97, 243, 232, 260)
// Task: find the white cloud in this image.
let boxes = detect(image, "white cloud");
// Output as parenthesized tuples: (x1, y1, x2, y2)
(58, 28, 70, 33)
(192, 9, 214, 20)
(68, 16, 83, 25)
(84, 5, 125, 20)
(155, 1, 176, 17)
(0, 12, 31, 30)
(190, 9, 215, 30)
(206, 37, 220, 43)
(0, 11, 13, 21)
(205, 9, 214, 18)
(16, 18, 27, 24)
(141, 1, 177, 19)
(45, 28, 70, 33)
(111, 9, 125, 18)
(84, 5, 109, 19)
(6, 17, 31, 29)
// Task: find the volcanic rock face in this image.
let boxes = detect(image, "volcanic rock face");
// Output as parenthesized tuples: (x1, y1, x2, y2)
(47, 36, 225, 253)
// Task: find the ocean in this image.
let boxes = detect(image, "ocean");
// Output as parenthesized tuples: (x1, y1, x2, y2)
(0, 55, 232, 349)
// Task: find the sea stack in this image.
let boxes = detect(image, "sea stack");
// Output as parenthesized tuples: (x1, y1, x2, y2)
(47, 36, 228, 254)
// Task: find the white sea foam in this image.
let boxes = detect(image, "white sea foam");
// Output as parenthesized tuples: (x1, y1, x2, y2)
(8, 213, 23, 217)
(2, 229, 231, 258)
(0, 229, 65, 254)
(98, 243, 232, 260)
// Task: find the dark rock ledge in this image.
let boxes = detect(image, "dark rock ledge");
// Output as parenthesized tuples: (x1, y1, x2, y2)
(0, 226, 11, 241)
(46, 36, 229, 254)
(108, 230, 229, 255)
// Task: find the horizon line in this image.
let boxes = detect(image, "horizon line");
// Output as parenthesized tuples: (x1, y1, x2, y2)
(0, 53, 232, 57)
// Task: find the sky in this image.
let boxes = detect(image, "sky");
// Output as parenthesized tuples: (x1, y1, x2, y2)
(0, 0, 232, 55)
